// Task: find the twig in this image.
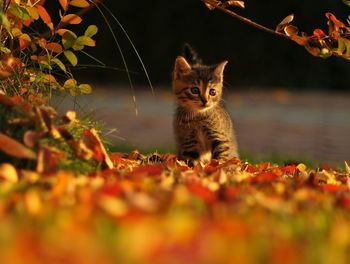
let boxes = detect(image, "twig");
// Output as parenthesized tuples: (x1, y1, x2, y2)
(202, 0, 289, 39)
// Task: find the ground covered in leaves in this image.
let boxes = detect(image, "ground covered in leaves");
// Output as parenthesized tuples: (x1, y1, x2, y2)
(0, 94, 350, 264)
(1, 152, 350, 264)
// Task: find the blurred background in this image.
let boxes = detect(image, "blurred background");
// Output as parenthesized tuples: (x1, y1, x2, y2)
(59, 0, 350, 164)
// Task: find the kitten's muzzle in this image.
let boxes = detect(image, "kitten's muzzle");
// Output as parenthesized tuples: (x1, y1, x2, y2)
(200, 97, 208, 106)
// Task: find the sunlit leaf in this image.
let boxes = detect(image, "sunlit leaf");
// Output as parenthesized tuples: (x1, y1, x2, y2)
(0, 47, 11, 54)
(0, 132, 36, 160)
(222, 1, 245, 9)
(84, 25, 98, 37)
(51, 58, 66, 72)
(0, 163, 18, 183)
(79, 84, 92, 94)
(63, 78, 77, 90)
(73, 36, 95, 51)
(46, 42, 63, 53)
(204, 0, 220, 11)
(27, 6, 39, 20)
(284, 25, 298, 37)
(343, 0, 350, 7)
(62, 31, 77, 49)
(276, 14, 294, 32)
(36, 5, 51, 24)
(24, 189, 42, 216)
(70, 0, 90, 8)
(64, 50, 78, 66)
(61, 14, 82, 24)
(0, 12, 11, 34)
(58, 0, 68, 11)
(9, 4, 30, 20)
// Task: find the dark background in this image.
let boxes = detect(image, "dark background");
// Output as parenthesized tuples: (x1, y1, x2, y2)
(73, 0, 349, 90)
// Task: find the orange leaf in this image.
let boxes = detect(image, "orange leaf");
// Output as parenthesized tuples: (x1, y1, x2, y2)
(61, 14, 82, 24)
(312, 29, 326, 39)
(251, 171, 277, 183)
(36, 6, 51, 24)
(45, 42, 63, 53)
(36, 6, 53, 31)
(19, 38, 27, 51)
(82, 129, 114, 169)
(58, 0, 68, 11)
(187, 182, 217, 203)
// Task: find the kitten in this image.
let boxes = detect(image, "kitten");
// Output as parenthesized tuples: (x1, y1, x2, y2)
(172, 44, 239, 165)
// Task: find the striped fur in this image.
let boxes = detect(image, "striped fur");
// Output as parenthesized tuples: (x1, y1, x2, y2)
(172, 45, 239, 165)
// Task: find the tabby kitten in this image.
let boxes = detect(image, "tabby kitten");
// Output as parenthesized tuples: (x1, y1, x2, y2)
(172, 44, 239, 165)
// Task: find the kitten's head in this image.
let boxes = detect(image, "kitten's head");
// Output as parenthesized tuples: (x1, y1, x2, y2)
(172, 56, 227, 113)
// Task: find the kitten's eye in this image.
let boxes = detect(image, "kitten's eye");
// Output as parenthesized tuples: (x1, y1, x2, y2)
(190, 87, 200, 94)
(209, 89, 216, 96)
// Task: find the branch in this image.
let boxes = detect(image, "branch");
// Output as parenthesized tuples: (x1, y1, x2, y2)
(201, 0, 350, 61)
(202, 0, 288, 40)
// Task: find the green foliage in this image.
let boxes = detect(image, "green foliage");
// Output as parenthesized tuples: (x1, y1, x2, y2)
(0, 0, 98, 102)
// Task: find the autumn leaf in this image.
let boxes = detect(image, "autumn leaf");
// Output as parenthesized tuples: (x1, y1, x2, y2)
(0, 132, 36, 160)
(58, 0, 68, 11)
(82, 129, 114, 169)
(70, 0, 90, 8)
(64, 50, 78, 66)
(36, 6, 53, 30)
(61, 14, 82, 24)
(45, 42, 63, 53)
(0, 163, 18, 183)
(276, 14, 294, 32)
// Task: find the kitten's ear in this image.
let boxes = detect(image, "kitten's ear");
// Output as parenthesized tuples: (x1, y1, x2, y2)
(174, 56, 192, 75)
(214, 60, 228, 78)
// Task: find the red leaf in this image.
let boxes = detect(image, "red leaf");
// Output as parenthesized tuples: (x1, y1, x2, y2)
(223, 186, 240, 200)
(257, 162, 270, 171)
(322, 184, 348, 193)
(281, 165, 297, 175)
(338, 196, 350, 210)
(204, 159, 220, 174)
(312, 29, 326, 38)
(100, 183, 123, 197)
(325, 12, 345, 31)
(187, 182, 217, 203)
(251, 171, 277, 183)
(126, 165, 163, 180)
(82, 129, 114, 169)
(244, 164, 257, 173)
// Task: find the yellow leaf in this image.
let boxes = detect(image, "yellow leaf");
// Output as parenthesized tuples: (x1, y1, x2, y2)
(24, 190, 42, 216)
(0, 163, 18, 183)
(297, 163, 307, 173)
(99, 196, 128, 217)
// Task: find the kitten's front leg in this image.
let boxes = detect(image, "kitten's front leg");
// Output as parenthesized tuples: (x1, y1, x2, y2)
(211, 139, 231, 162)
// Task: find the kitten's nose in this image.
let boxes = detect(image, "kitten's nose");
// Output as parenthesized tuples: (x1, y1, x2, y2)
(201, 97, 208, 106)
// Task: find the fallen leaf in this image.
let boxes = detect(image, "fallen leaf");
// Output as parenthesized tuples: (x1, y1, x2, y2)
(0, 133, 36, 160)
(0, 163, 18, 183)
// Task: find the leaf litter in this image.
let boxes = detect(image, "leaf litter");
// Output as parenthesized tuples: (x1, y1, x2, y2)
(0, 94, 350, 263)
